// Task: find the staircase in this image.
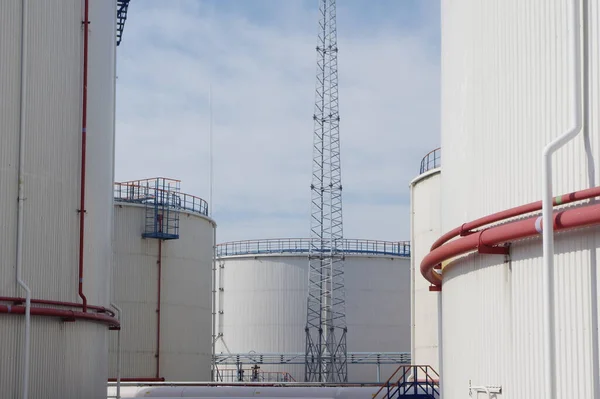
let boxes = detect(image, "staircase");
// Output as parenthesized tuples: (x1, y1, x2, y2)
(141, 178, 181, 240)
(116, 0, 131, 46)
(372, 365, 439, 399)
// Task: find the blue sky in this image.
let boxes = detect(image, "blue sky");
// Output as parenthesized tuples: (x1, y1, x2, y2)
(114, 0, 441, 243)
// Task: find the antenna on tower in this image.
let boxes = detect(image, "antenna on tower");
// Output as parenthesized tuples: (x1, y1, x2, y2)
(304, 0, 347, 383)
(209, 83, 213, 217)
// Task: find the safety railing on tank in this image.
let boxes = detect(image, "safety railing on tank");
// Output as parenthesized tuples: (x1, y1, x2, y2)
(214, 368, 296, 382)
(215, 239, 410, 258)
(419, 147, 441, 174)
(114, 179, 209, 217)
(214, 352, 411, 366)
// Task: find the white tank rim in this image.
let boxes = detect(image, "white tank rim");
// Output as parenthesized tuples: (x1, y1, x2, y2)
(115, 385, 437, 398)
(409, 167, 441, 188)
(113, 201, 217, 227)
(123, 385, 382, 398)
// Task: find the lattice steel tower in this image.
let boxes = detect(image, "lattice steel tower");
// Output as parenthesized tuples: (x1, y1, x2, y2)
(304, 0, 347, 383)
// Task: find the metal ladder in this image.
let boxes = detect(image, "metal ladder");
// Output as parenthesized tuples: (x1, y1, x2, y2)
(141, 178, 181, 240)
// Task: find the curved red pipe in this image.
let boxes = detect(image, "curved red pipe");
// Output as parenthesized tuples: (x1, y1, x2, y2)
(78, 0, 90, 312)
(421, 200, 600, 286)
(430, 186, 600, 252)
(0, 304, 119, 328)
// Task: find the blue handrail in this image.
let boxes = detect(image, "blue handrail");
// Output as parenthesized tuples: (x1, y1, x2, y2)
(114, 181, 209, 217)
(216, 238, 410, 258)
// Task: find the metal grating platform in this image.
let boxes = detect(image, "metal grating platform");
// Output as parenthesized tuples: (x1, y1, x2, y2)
(114, 177, 182, 240)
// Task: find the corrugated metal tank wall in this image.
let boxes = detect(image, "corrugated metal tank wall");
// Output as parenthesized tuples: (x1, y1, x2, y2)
(410, 169, 441, 372)
(0, 1, 116, 398)
(441, 0, 600, 398)
(216, 255, 306, 380)
(215, 250, 410, 382)
(109, 204, 215, 381)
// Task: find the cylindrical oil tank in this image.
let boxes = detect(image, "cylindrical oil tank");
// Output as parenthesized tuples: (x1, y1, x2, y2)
(110, 178, 215, 381)
(0, 1, 116, 398)
(214, 239, 411, 382)
(439, 1, 600, 398)
(410, 148, 441, 373)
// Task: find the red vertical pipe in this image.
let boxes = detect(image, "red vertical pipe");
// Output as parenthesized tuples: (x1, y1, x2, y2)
(78, 0, 90, 312)
(156, 239, 162, 379)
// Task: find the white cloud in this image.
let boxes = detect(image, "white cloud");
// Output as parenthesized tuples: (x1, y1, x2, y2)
(115, 0, 440, 243)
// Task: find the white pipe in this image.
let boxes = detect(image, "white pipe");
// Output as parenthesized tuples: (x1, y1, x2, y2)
(111, 303, 123, 399)
(581, 0, 595, 190)
(437, 292, 442, 399)
(541, 1, 583, 398)
(17, 1, 32, 398)
(409, 183, 416, 371)
(579, 2, 600, 398)
(120, 385, 381, 398)
(111, 3, 120, 395)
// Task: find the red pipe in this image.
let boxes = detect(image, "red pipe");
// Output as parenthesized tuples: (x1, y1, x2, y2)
(421, 200, 600, 286)
(78, 0, 90, 312)
(0, 297, 115, 317)
(156, 239, 162, 379)
(0, 304, 119, 328)
(430, 186, 600, 252)
(108, 378, 165, 382)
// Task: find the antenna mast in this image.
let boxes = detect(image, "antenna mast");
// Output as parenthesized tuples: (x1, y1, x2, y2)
(304, 0, 347, 383)
(209, 83, 213, 217)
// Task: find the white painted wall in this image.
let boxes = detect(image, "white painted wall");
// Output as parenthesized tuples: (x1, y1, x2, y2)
(0, 1, 116, 397)
(110, 204, 215, 381)
(441, 1, 600, 397)
(410, 169, 441, 372)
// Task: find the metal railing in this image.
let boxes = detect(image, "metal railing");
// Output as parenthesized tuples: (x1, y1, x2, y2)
(216, 239, 410, 258)
(215, 369, 296, 382)
(214, 352, 411, 366)
(214, 352, 411, 384)
(114, 180, 209, 217)
(419, 147, 441, 174)
(372, 365, 439, 399)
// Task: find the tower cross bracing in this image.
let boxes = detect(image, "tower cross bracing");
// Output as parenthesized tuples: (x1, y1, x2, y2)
(304, 0, 347, 383)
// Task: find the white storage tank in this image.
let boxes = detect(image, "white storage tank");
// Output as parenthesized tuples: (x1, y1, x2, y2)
(409, 148, 441, 373)
(110, 178, 215, 382)
(0, 1, 117, 398)
(214, 238, 411, 382)
(432, 1, 600, 398)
